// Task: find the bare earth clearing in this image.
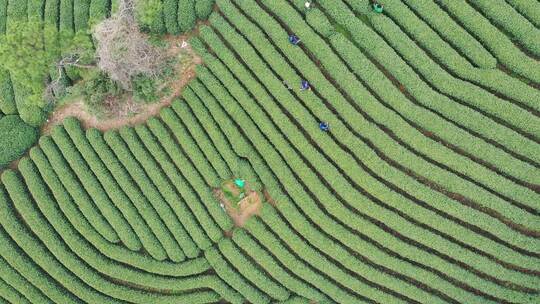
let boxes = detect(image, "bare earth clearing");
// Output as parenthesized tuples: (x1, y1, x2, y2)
(214, 181, 264, 230)
(41, 35, 202, 134)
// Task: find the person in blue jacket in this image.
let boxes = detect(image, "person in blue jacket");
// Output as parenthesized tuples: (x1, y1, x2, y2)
(301, 79, 311, 91)
(319, 122, 330, 132)
(289, 34, 301, 45)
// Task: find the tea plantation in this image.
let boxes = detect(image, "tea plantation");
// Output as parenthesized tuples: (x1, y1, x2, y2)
(0, 0, 538, 303)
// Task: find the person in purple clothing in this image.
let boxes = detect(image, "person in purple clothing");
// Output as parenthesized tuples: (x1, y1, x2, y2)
(301, 79, 311, 91)
(289, 34, 301, 45)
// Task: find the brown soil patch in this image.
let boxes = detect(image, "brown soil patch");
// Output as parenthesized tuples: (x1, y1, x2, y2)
(41, 34, 202, 134)
(214, 182, 264, 228)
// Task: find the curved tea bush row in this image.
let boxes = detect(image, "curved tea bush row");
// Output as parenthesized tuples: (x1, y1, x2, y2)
(182, 84, 243, 171)
(49, 126, 146, 253)
(231, 229, 330, 302)
(368, 0, 540, 137)
(104, 130, 186, 262)
(62, 119, 163, 248)
(161, 107, 222, 185)
(118, 126, 199, 258)
(158, 110, 234, 231)
(205, 246, 270, 304)
(381, 0, 540, 116)
(220, 0, 540, 272)
(505, 0, 540, 27)
(399, 0, 540, 113)
(0, 0, 7, 33)
(328, 0, 540, 165)
(172, 99, 232, 179)
(469, 0, 540, 56)
(28, 145, 209, 276)
(436, 0, 540, 83)
(195, 53, 538, 301)
(259, 0, 540, 216)
(134, 124, 214, 250)
(147, 117, 225, 243)
(38, 135, 120, 243)
(244, 217, 360, 304)
(217, 237, 291, 301)
(402, 0, 496, 69)
(218, 0, 540, 262)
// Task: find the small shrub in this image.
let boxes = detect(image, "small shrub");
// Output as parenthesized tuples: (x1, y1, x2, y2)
(132, 74, 158, 103)
(0, 115, 38, 167)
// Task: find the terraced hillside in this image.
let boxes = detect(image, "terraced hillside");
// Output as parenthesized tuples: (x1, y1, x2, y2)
(0, 0, 539, 303)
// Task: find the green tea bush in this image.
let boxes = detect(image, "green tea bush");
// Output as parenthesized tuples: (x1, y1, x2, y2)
(0, 70, 16, 114)
(60, 0, 74, 34)
(132, 74, 159, 103)
(218, 238, 291, 301)
(181, 87, 240, 172)
(27, 0, 45, 21)
(172, 99, 232, 178)
(134, 124, 213, 250)
(73, 0, 90, 31)
(44, 0, 60, 27)
(232, 229, 330, 302)
(305, 8, 334, 38)
(0, 115, 38, 167)
(147, 117, 225, 243)
(0, 0, 7, 34)
(163, 0, 180, 34)
(205, 246, 271, 304)
(37, 137, 120, 242)
(29, 145, 208, 276)
(119, 126, 200, 257)
(195, 0, 215, 20)
(85, 128, 169, 259)
(88, 0, 108, 25)
(178, 0, 196, 32)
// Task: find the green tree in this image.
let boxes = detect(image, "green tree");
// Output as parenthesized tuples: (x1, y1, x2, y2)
(0, 21, 56, 107)
(135, 0, 162, 31)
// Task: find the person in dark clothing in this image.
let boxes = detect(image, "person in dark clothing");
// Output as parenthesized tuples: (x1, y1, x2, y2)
(289, 34, 301, 45)
(301, 80, 311, 91)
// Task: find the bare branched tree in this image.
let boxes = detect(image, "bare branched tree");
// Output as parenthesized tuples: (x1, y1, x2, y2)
(92, 0, 167, 90)
(44, 54, 95, 103)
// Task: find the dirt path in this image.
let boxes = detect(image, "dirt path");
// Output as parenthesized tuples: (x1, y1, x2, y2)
(41, 35, 202, 134)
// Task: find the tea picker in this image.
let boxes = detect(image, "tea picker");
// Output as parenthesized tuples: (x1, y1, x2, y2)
(372, 1, 384, 13)
(234, 178, 245, 189)
(319, 122, 330, 132)
(289, 34, 301, 45)
(301, 80, 311, 91)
